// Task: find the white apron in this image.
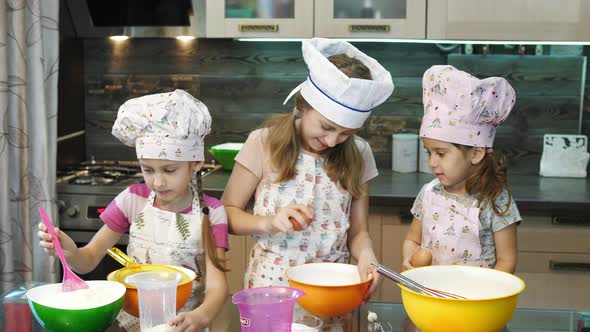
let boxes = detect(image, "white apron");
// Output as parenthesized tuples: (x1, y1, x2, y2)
(244, 152, 351, 287)
(117, 188, 207, 332)
(243, 152, 354, 331)
(421, 181, 488, 267)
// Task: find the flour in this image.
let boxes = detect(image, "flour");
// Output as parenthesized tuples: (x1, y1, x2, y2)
(143, 324, 171, 332)
(32, 281, 124, 310)
(291, 323, 318, 332)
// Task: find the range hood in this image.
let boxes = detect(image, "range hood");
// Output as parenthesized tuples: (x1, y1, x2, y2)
(65, 0, 206, 38)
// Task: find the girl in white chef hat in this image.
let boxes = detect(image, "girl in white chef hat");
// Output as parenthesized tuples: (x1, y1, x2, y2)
(402, 65, 521, 274)
(39, 90, 229, 332)
(222, 38, 394, 327)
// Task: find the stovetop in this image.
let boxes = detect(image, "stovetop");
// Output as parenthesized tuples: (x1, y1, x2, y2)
(57, 160, 222, 195)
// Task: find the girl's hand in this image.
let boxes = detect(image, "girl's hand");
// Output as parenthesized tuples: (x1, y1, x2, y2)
(37, 222, 77, 257)
(401, 256, 415, 272)
(168, 309, 210, 332)
(266, 204, 313, 234)
(357, 248, 381, 303)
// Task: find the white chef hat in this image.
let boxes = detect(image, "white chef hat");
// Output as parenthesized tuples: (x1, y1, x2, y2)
(111, 89, 211, 161)
(283, 38, 394, 129)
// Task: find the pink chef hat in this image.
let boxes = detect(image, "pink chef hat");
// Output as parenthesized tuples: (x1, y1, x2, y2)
(419, 65, 516, 148)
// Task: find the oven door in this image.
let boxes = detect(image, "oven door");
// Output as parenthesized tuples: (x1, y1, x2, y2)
(57, 191, 131, 281)
(64, 231, 130, 281)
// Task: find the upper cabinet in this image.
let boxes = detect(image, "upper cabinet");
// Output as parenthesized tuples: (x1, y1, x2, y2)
(204, 0, 590, 41)
(205, 0, 314, 38)
(427, 0, 590, 41)
(314, 0, 426, 39)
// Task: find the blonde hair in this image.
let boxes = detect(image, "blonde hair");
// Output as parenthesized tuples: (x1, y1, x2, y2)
(262, 54, 372, 199)
(195, 172, 228, 272)
(455, 145, 512, 216)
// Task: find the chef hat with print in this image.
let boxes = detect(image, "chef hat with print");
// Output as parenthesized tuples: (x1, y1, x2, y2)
(112, 89, 211, 161)
(419, 65, 516, 148)
(283, 38, 394, 129)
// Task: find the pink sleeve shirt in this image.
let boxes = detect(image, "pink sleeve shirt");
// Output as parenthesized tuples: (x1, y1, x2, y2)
(99, 183, 229, 250)
(236, 128, 379, 183)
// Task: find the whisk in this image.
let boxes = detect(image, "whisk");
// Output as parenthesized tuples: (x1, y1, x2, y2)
(371, 263, 466, 299)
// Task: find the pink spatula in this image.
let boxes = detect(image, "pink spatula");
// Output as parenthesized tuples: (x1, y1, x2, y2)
(39, 207, 89, 292)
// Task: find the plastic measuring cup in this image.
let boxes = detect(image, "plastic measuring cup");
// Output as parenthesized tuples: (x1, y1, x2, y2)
(232, 286, 305, 332)
(125, 271, 181, 332)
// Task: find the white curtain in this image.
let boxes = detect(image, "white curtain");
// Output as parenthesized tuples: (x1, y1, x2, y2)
(0, 0, 59, 295)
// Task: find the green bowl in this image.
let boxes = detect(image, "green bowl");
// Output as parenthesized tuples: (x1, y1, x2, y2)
(26, 280, 125, 332)
(208, 142, 244, 171)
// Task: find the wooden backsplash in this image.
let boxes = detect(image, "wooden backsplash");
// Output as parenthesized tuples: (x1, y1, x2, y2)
(80, 39, 587, 174)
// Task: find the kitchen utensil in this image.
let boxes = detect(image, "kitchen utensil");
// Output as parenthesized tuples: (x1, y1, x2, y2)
(105, 247, 196, 317)
(125, 271, 181, 332)
(286, 263, 372, 317)
(208, 142, 244, 170)
(371, 263, 466, 299)
(400, 265, 525, 332)
(106, 247, 190, 285)
(232, 286, 305, 332)
(38, 207, 89, 292)
(26, 280, 125, 332)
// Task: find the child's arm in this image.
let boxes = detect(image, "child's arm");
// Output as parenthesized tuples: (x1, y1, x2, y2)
(402, 217, 423, 271)
(222, 162, 312, 235)
(38, 223, 122, 274)
(493, 224, 518, 273)
(170, 248, 228, 331)
(347, 183, 380, 302)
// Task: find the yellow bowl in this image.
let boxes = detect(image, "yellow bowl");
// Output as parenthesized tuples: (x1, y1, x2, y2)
(286, 263, 372, 317)
(107, 265, 196, 317)
(400, 265, 525, 332)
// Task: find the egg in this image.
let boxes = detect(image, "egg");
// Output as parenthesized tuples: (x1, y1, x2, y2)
(410, 248, 433, 267)
(289, 213, 312, 231)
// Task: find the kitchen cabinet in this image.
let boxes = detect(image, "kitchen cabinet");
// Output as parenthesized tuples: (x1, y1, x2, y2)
(515, 215, 590, 311)
(314, 0, 426, 39)
(427, 0, 590, 41)
(205, 0, 313, 38)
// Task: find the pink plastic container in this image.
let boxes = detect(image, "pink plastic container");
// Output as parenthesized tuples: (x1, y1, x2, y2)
(232, 286, 305, 332)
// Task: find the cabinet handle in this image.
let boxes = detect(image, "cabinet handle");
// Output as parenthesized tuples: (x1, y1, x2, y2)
(239, 24, 279, 32)
(549, 260, 590, 272)
(348, 25, 390, 33)
(552, 216, 590, 225)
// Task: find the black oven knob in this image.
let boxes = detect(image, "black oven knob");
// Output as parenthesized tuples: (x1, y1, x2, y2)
(65, 206, 79, 217)
(57, 200, 66, 213)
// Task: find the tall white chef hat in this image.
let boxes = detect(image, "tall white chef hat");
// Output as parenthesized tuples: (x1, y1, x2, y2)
(283, 38, 394, 129)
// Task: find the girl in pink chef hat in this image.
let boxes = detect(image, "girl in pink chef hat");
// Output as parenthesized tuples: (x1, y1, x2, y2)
(402, 65, 521, 273)
(38, 90, 229, 332)
(222, 38, 394, 328)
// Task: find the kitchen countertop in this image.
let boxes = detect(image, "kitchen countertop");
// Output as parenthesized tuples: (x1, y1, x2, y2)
(202, 169, 590, 217)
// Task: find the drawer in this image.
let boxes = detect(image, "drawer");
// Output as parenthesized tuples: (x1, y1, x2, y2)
(515, 272, 590, 310)
(518, 219, 590, 253)
(517, 252, 590, 274)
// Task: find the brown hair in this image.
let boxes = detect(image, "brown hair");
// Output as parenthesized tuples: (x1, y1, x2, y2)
(195, 172, 229, 272)
(263, 54, 372, 198)
(455, 145, 512, 216)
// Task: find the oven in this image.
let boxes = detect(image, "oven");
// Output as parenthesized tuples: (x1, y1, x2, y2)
(56, 160, 221, 280)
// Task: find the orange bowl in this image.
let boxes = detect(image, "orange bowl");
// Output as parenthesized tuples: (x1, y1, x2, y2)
(107, 265, 196, 317)
(286, 263, 372, 317)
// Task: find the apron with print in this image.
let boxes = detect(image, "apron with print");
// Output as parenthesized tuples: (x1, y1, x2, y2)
(117, 189, 207, 332)
(421, 181, 488, 267)
(244, 152, 352, 288)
